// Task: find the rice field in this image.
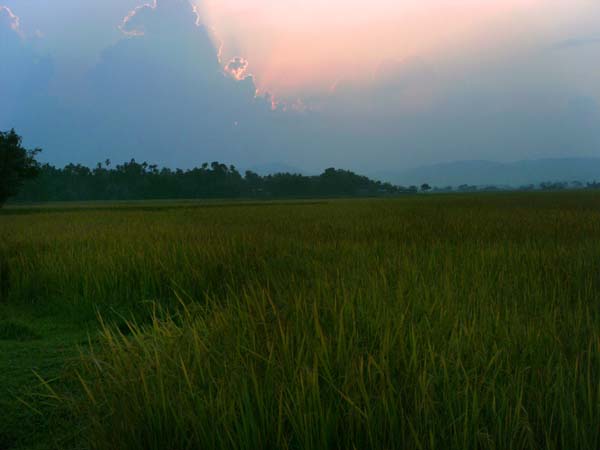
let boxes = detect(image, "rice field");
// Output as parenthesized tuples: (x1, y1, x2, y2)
(1, 193, 599, 449)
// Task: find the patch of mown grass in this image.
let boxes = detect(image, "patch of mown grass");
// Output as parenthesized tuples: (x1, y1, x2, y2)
(1, 193, 599, 449)
(0, 316, 86, 450)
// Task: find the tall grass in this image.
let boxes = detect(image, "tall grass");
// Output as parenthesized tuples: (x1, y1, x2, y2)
(2, 194, 600, 449)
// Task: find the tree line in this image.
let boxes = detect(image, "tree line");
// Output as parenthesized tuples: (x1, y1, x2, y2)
(12, 159, 417, 203)
(3, 129, 600, 206)
(1, 130, 419, 205)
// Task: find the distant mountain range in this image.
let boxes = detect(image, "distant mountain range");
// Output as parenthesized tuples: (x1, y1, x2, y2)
(376, 158, 600, 187)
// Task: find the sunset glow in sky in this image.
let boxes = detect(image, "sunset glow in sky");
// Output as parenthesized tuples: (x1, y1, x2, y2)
(1, 0, 596, 97)
(2, 0, 600, 172)
(196, 0, 572, 95)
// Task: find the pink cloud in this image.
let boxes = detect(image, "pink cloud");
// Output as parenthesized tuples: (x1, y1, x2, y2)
(225, 56, 249, 80)
(196, 0, 552, 96)
(0, 5, 21, 35)
(119, 1, 157, 36)
(120, 0, 202, 37)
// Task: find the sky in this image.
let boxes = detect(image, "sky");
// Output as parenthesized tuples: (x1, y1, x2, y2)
(1, 0, 600, 174)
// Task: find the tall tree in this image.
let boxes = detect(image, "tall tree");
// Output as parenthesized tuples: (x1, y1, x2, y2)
(0, 130, 41, 207)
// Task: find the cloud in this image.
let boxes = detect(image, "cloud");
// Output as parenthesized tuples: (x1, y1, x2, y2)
(119, 1, 157, 37)
(278, 43, 600, 174)
(225, 57, 249, 80)
(16, 0, 285, 167)
(2, 0, 600, 175)
(321, 58, 439, 118)
(553, 37, 600, 50)
(0, 6, 54, 135)
(0, 5, 20, 33)
(120, 0, 203, 36)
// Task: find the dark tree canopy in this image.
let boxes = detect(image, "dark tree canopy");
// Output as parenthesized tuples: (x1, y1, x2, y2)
(14, 159, 413, 202)
(0, 130, 41, 206)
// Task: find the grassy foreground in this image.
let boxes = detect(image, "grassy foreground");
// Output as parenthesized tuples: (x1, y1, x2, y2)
(1, 194, 599, 449)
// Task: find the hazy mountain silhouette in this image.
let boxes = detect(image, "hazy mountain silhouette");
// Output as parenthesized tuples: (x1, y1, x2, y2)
(378, 158, 600, 187)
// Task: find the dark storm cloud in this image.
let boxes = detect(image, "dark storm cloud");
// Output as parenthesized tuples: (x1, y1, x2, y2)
(2, 0, 285, 167)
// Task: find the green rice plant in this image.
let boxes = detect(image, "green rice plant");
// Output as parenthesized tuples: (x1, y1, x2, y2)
(2, 193, 600, 449)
